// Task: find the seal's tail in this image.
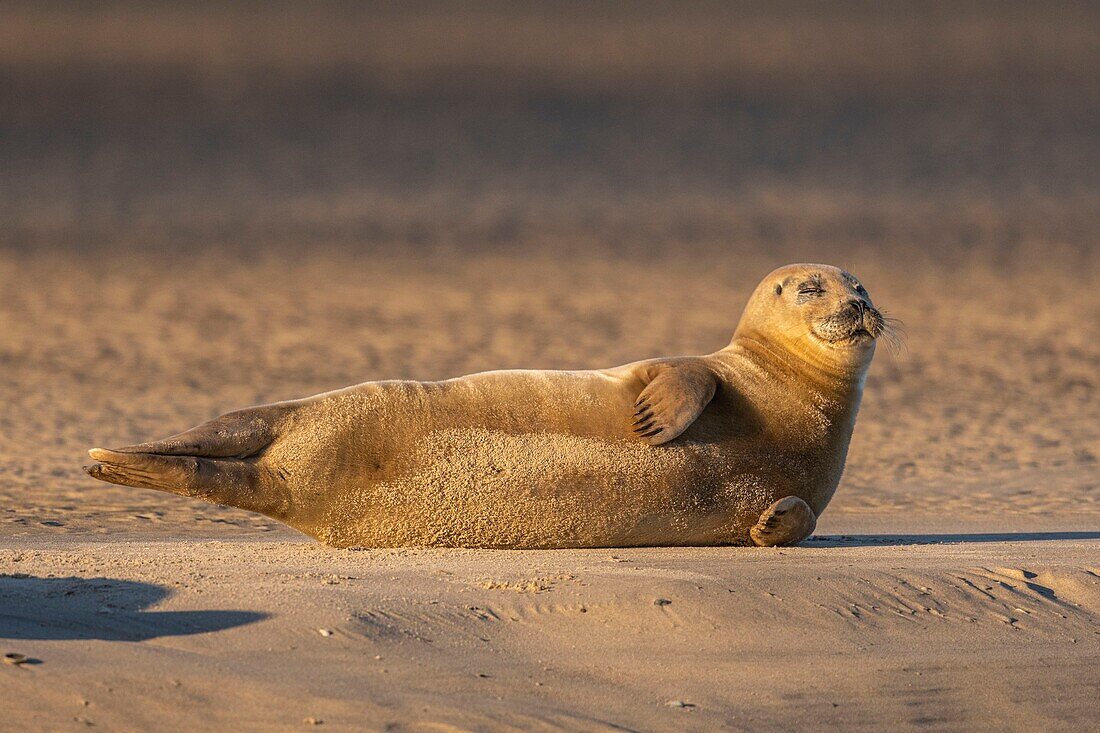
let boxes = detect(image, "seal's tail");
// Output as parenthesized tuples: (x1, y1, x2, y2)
(84, 408, 290, 518)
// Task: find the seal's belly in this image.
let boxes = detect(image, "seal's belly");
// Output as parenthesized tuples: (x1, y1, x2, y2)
(309, 427, 782, 548)
(276, 372, 831, 548)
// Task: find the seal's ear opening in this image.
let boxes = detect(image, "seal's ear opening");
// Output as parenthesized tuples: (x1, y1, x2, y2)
(775, 284, 783, 295)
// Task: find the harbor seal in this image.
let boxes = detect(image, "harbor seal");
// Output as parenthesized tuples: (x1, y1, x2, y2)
(84, 263, 887, 549)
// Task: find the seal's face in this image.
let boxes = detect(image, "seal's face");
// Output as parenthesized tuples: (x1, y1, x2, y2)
(736, 264, 889, 374)
(789, 270, 885, 348)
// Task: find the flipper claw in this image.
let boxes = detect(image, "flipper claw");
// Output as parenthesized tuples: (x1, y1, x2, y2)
(628, 361, 718, 445)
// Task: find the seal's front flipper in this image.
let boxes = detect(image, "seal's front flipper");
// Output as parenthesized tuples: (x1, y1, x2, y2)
(631, 361, 717, 445)
(750, 496, 816, 547)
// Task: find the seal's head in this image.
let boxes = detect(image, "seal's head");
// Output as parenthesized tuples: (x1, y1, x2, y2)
(734, 264, 888, 375)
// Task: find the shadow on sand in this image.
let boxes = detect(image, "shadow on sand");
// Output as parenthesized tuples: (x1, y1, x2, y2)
(0, 574, 265, 641)
(807, 532, 1100, 548)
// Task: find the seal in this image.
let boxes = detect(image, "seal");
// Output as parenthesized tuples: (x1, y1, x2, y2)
(85, 263, 888, 549)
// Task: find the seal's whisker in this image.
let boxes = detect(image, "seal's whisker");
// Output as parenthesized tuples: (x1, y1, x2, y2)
(879, 314, 907, 357)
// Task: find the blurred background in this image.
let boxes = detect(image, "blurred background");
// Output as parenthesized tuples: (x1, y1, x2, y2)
(3, 1, 1098, 258)
(2, 1, 1097, 536)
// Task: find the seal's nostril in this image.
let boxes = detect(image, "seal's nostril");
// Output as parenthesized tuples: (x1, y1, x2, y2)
(848, 299, 865, 315)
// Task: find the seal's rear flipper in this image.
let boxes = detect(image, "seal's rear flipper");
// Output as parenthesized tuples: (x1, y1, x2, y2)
(106, 408, 278, 459)
(84, 449, 290, 518)
(84, 407, 291, 518)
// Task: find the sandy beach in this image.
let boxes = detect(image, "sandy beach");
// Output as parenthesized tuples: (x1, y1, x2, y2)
(2, 3, 1099, 731)
(3, 247, 1097, 732)
(3, 528, 1099, 731)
